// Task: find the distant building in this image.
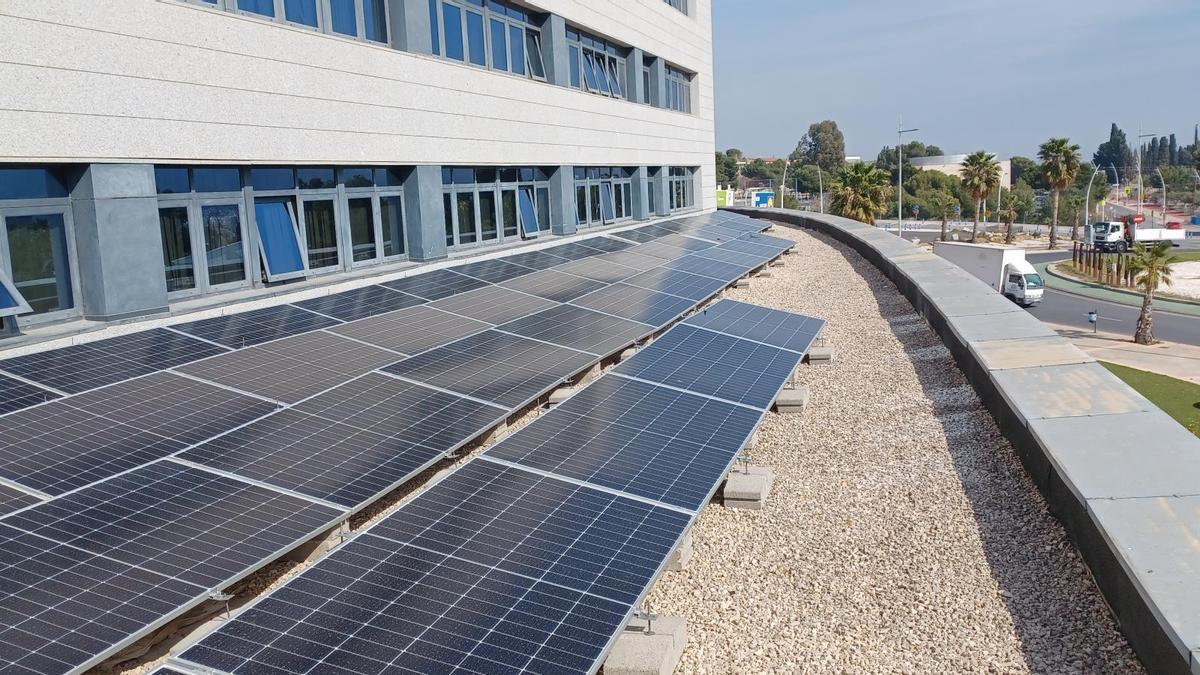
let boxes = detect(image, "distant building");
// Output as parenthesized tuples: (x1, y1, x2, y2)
(910, 154, 1012, 189)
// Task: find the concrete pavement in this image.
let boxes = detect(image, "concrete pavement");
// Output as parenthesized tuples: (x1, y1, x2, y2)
(1048, 323, 1200, 384)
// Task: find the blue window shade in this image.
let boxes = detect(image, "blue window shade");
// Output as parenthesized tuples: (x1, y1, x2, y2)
(429, 0, 440, 54)
(442, 3, 464, 60)
(237, 0, 274, 16)
(254, 200, 305, 278)
(601, 182, 615, 223)
(0, 270, 31, 317)
(509, 25, 525, 76)
(251, 168, 295, 191)
(568, 46, 581, 88)
(489, 19, 507, 71)
(465, 11, 486, 66)
(154, 166, 190, 194)
(284, 0, 318, 26)
(330, 0, 357, 35)
(580, 53, 598, 92)
(518, 187, 538, 237)
(363, 0, 387, 42)
(193, 167, 241, 193)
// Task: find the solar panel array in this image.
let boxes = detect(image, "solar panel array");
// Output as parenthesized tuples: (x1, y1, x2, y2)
(176, 299, 823, 675)
(0, 211, 793, 675)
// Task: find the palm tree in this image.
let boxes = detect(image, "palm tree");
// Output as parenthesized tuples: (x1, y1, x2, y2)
(1038, 138, 1081, 249)
(997, 195, 1019, 245)
(960, 151, 1000, 242)
(829, 163, 892, 225)
(1129, 242, 1177, 345)
(920, 189, 958, 242)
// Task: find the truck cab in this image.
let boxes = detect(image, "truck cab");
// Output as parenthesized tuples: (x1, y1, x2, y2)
(1002, 260, 1043, 306)
(1093, 221, 1130, 252)
(1094, 218, 1185, 252)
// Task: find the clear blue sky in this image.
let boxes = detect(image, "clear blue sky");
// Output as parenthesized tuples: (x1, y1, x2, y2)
(713, 0, 1200, 162)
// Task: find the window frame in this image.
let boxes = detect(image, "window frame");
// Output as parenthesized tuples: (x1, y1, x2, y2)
(340, 167, 408, 267)
(0, 202, 80, 325)
(189, 0, 389, 45)
(567, 28, 628, 100)
(442, 166, 550, 251)
(574, 167, 634, 228)
(429, 0, 547, 82)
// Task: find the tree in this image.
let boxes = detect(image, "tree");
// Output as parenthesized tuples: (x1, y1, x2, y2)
(1092, 123, 1134, 182)
(1129, 242, 1178, 345)
(875, 141, 943, 185)
(997, 192, 1020, 245)
(1169, 134, 1179, 166)
(829, 163, 891, 225)
(796, 120, 846, 173)
(715, 152, 738, 186)
(1010, 156, 1045, 190)
(1038, 138, 1082, 249)
(960, 151, 1001, 242)
(919, 188, 958, 241)
(725, 148, 744, 162)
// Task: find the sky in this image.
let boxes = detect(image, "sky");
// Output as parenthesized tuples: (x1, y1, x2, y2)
(712, 0, 1200, 162)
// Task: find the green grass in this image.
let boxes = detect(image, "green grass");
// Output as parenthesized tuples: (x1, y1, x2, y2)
(1101, 361, 1200, 435)
(1169, 250, 1200, 263)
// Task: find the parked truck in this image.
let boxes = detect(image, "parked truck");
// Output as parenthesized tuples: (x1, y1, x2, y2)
(933, 241, 1044, 306)
(1091, 217, 1185, 252)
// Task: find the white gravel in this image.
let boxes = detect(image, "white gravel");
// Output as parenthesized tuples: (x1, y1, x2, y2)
(644, 224, 1143, 674)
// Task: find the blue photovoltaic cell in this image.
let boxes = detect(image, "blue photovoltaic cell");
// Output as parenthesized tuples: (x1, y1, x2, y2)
(181, 461, 688, 675)
(172, 303, 340, 348)
(0, 328, 227, 394)
(685, 299, 826, 354)
(612, 324, 802, 409)
(0, 483, 38, 517)
(622, 266, 729, 302)
(569, 283, 696, 328)
(382, 268, 489, 301)
(293, 285, 426, 322)
(691, 246, 770, 270)
(486, 375, 762, 510)
(254, 200, 306, 278)
(664, 254, 749, 282)
(0, 372, 59, 416)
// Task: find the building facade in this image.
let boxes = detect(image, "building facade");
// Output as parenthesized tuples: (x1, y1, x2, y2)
(909, 154, 1013, 191)
(0, 0, 715, 326)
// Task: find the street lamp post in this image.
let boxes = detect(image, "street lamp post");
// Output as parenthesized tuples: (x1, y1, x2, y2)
(1084, 163, 1102, 233)
(897, 123, 919, 237)
(1156, 167, 1168, 226)
(1136, 131, 1156, 220)
(817, 165, 825, 214)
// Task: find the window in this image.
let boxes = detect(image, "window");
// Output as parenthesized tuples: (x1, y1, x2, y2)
(159, 206, 195, 292)
(254, 198, 307, 280)
(665, 65, 693, 113)
(3, 212, 75, 316)
(155, 166, 251, 296)
(663, 0, 687, 14)
(429, 1, 546, 80)
(567, 27, 627, 100)
(668, 166, 696, 212)
(207, 0, 388, 43)
(0, 268, 32, 318)
(574, 167, 634, 228)
(442, 166, 551, 249)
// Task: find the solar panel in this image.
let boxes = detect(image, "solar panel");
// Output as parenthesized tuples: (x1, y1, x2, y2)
(429, 285, 559, 325)
(692, 225, 750, 242)
(485, 375, 762, 510)
(180, 462, 688, 675)
(293, 285, 426, 322)
(176, 331, 399, 404)
(330, 305, 490, 356)
(570, 283, 697, 327)
(685, 300, 826, 354)
(454, 258, 538, 284)
(4, 460, 344, 587)
(0, 522, 202, 675)
(611, 225, 676, 243)
(499, 269, 609, 303)
(0, 483, 39, 517)
(626, 239, 708, 261)
(503, 249, 574, 270)
(552, 257, 641, 283)
(383, 330, 596, 408)
(496, 305, 650, 356)
(663, 254, 748, 282)
(542, 241, 608, 261)
(612, 324, 801, 409)
(717, 237, 791, 258)
(0, 329, 227, 394)
(623, 267, 729, 302)
(692, 246, 771, 270)
(172, 305, 341, 348)
(592, 250, 665, 271)
(576, 236, 636, 253)
(0, 372, 59, 416)
(57, 371, 281, 446)
(382, 269, 490, 301)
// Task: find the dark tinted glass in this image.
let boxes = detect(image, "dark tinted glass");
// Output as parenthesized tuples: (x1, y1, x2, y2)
(250, 167, 296, 191)
(297, 167, 336, 189)
(154, 166, 190, 194)
(343, 167, 375, 188)
(193, 167, 241, 192)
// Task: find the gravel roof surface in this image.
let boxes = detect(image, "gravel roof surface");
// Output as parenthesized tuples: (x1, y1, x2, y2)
(644, 224, 1143, 674)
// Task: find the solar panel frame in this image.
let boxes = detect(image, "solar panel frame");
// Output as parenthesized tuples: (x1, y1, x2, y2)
(0, 328, 228, 395)
(496, 304, 651, 356)
(293, 285, 426, 322)
(684, 300, 826, 354)
(611, 324, 803, 410)
(383, 330, 597, 409)
(569, 283, 697, 328)
(0, 372, 60, 416)
(429, 285, 560, 326)
(176, 331, 400, 404)
(716, 237, 791, 258)
(171, 305, 341, 349)
(691, 246, 772, 270)
(498, 269, 610, 303)
(381, 269, 490, 301)
(0, 483, 39, 517)
(329, 305, 491, 356)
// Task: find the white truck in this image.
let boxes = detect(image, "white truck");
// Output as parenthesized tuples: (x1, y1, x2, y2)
(933, 241, 1044, 306)
(1091, 219, 1185, 252)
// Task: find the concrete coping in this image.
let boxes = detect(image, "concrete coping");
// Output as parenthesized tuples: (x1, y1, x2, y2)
(729, 207, 1200, 675)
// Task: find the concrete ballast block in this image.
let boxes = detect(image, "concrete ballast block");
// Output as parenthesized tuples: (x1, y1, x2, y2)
(548, 387, 577, 406)
(756, 270, 773, 279)
(619, 347, 637, 362)
(723, 465, 775, 510)
(770, 259, 785, 267)
(664, 533, 693, 572)
(806, 345, 834, 364)
(775, 385, 810, 414)
(733, 278, 751, 289)
(604, 616, 688, 675)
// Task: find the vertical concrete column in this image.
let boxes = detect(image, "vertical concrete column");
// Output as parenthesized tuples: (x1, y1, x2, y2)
(647, 56, 667, 108)
(548, 166, 576, 236)
(631, 166, 650, 220)
(538, 14, 570, 87)
(625, 48, 645, 104)
(70, 164, 169, 321)
(650, 166, 670, 217)
(388, 0, 435, 54)
(403, 165, 448, 261)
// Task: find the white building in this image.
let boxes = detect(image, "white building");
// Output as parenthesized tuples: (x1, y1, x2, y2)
(0, 0, 715, 328)
(909, 154, 1012, 190)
